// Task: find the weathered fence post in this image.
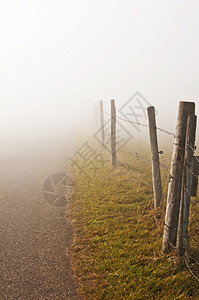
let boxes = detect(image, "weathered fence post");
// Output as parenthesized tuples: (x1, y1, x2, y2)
(162, 101, 195, 253)
(177, 115, 197, 256)
(99, 100, 105, 146)
(111, 99, 117, 167)
(147, 106, 162, 208)
(191, 156, 199, 197)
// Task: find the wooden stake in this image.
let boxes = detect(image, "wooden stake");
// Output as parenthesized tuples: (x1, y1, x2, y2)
(162, 101, 195, 253)
(191, 156, 199, 197)
(177, 115, 197, 256)
(147, 106, 162, 208)
(99, 100, 105, 146)
(111, 99, 117, 167)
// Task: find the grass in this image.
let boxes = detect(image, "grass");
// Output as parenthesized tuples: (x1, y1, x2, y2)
(67, 143, 199, 299)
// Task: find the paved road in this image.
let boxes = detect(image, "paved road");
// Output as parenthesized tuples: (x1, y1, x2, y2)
(0, 141, 80, 300)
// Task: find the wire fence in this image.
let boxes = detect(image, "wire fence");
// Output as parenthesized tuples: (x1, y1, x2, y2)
(120, 145, 199, 282)
(185, 254, 199, 283)
(119, 160, 153, 188)
(104, 110, 176, 137)
(98, 105, 199, 282)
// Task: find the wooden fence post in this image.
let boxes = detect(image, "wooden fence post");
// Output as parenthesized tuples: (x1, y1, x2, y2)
(147, 106, 162, 208)
(162, 101, 195, 253)
(111, 99, 117, 167)
(99, 100, 105, 146)
(177, 115, 197, 256)
(191, 156, 199, 197)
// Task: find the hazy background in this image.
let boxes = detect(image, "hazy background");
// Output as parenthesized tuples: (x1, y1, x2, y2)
(0, 0, 199, 157)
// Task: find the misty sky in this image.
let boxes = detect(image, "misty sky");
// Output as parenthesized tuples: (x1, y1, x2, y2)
(0, 0, 199, 143)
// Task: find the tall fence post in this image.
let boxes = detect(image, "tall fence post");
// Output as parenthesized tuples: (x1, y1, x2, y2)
(99, 100, 105, 146)
(191, 156, 199, 197)
(147, 106, 162, 208)
(111, 99, 117, 167)
(162, 101, 195, 253)
(177, 115, 197, 256)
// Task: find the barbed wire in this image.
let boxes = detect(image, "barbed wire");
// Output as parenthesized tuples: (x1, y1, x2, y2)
(119, 137, 199, 254)
(184, 187, 192, 198)
(119, 160, 153, 188)
(134, 151, 171, 198)
(191, 198, 199, 207)
(185, 143, 199, 256)
(104, 111, 149, 128)
(135, 152, 170, 172)
(102, 109, 199, 272)
(186, 167, 198, 180)
(191, 214, 199, 228)
(135, 153, 151, 163)
(185, 253, 199, 282)
(186, 254, 199, 266)
(188, 233, 199, 247)
(156, 126, 175, 137)
(103, 110, 175, 137)
(187, 144, 199, 160)
(183, 187, 199, 227)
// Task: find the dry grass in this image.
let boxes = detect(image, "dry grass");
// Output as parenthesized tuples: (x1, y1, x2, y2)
(67, 145, 199, 299)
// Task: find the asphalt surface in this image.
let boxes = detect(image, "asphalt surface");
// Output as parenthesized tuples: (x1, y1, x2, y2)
(0, 142, 80, 300)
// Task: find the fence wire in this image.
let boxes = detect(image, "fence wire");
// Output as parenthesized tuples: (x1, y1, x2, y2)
(119, 160, 153, 188)
(185, 254, 199, 282)
(102, 107, 199, 283)
(103, 110, 175, 137)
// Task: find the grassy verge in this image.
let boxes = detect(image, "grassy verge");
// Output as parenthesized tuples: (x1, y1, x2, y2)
(68, 145, 199, 299)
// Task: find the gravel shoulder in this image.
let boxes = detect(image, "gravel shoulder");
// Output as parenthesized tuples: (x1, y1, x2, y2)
(0, 150, 80, 300)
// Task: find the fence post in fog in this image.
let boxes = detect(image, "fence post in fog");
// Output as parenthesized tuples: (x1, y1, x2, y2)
(147, 106, 162, 208)
(111, 99, 117, 168)
(177, 115, 197, 256)
(191, 156, 199, 197)
(162, 101, 195, 254)
(99, 100, 105, 146)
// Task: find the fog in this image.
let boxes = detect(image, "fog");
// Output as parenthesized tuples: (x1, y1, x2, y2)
(0, 0, 199, 160)
(1, 3, 199, 298)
